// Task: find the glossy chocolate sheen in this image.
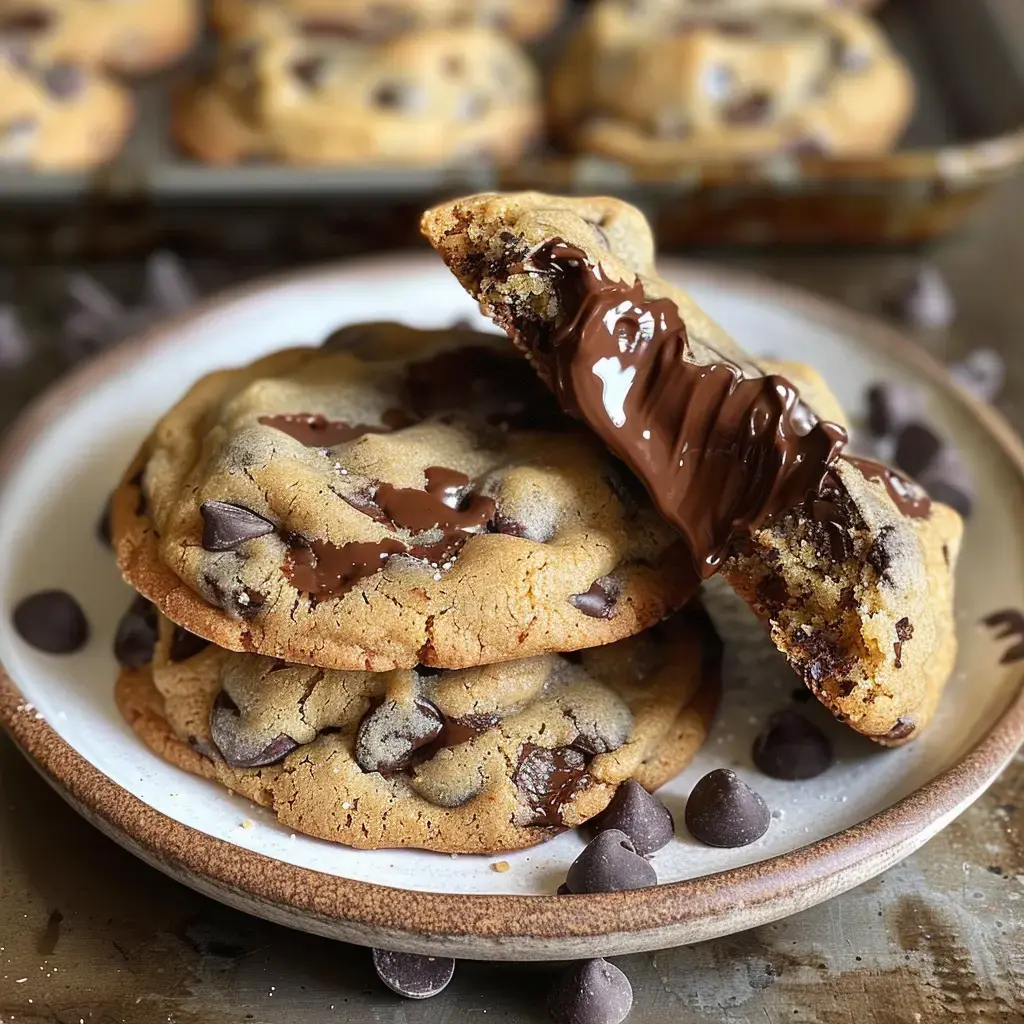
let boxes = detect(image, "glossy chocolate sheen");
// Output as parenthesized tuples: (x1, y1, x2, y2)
(524, 242, 848, 579)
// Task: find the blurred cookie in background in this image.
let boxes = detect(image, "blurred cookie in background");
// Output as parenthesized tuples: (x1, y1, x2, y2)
(0, 0, 200, 76)
(0, 56, 134, 170)
(210, 0, 565, 43)
(174, 23, 541, 165)
(550, 1, 913, 166)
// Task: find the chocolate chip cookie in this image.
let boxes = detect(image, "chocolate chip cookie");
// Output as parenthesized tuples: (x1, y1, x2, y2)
(422, 192, 962, 742)
(115, 606, 719, 852)
(549, 2, 912, 164)
(173, 23, 540, 165)
(0, 0, 199, 76)
(112, 322, 698, 671)
(0, 53, 133, 169)
(211, 0, 564, 43)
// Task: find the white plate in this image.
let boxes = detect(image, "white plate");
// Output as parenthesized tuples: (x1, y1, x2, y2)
(1, 255, 1022, 959)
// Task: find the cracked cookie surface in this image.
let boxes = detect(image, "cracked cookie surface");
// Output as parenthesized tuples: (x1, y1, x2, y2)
(174, 22, 540, 166)
(422, 191, 962, 742)
(112, 321, 697, 671)
(550, 1, 912, 164)
(115, 607, 719, 853)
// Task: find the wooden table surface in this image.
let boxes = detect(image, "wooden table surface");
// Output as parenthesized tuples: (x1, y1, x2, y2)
(1, 177, 1023, 1023)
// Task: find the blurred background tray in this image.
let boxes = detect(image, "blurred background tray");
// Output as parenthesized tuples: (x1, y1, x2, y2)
(1, 0, 1022, 257)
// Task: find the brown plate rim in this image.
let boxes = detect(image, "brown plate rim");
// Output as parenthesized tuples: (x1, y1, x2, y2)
(1, 256, 1023, 960)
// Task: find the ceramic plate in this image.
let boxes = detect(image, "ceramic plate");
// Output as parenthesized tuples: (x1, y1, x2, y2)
(1, 256, 1023, 960)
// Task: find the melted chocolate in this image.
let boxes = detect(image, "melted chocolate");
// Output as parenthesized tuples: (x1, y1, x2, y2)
(524, 242, 847, 580)
(514, 744, 590, 827)
(845, 456, 932, 519)
(373, 468, 495, 534)
(258, 409, 411, 447)
(284, 538, 406, 597)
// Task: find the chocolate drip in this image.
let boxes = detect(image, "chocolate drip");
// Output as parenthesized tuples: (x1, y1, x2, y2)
(258, 409, 411, 447)
(524, 242, 847, 580)
(845, 456, 931, 519)
(373, 468, 495, 535)
(284, 538, 406, 597)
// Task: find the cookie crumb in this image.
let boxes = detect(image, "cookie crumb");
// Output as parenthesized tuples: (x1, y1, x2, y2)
(241, 819, 254, 829)
(492, 860, 510, 873)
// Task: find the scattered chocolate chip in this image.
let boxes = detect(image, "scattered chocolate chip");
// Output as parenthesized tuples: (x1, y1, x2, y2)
(983, 608, 1024, 663)
(570, 580, 618, 619)
(752, 710, 833, 780)
(595, 780, 675, 856)
(97, 493, 114, 548)
(949, 348, 1005, 404)
(893, 422, 942, 479)
(548, 958, 633, 1024)
(884, 264, 955, 331)
(564, 829, 657, 894)
(41, 63, 83, 99)
(200, 500, 275, 552)
(865, 382, 924, 438)
(354, 697, 444, 774)
(371, 949, 454, 1001)
(918, 447, 974, 518)
(169, 625, 211, 663)
(685, 769, 770, 848)
(13, 590, 89, 654)
(209, 691, 299, 768)
(113, 595, 157, 669)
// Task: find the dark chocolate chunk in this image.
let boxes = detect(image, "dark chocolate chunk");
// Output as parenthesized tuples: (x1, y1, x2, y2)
(885, 716, 916, 742)
(684, 769, 770, 848)
(200, 500, 275, 551)
(884, 264, 955, 331)
(893, 422, 942, 479)
(752, 710, 833, 780)
(41, 64, 83, 99)
(169, 625, 211, 663)
(595, 779, 675, 856)
(515, 745, 590, 827)
(371, 949, 454, 1001)
(113, 595, 158, 669)
(569, 580, 618, 619)
(354, 697, 444, 774)
(564, 829, 658, 894)
(209, 691, 299, 768)
(863, 381, 925, 439)
(13, 590, 89, 654)
(548, 958, 633, 1024)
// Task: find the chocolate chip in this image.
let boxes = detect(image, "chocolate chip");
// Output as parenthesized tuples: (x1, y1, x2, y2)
(97, 493, 113, 548)
(595, 780, 675, 856)
(564, 829, 657, 894)
(13, 590, 89, 654)
(209, 691, 299, 768)
(684, 769, 770, 848)
(724, 91, 772, 125)
(548, 959, 633, 1024)
(200, 500, 275, 551)
(885, 716, 916, 741)
(113, 595, 157, 669)
(354, 697, 444, 774)
(752, 710, 833, 780)
(515, 745, 590, 827)
(884, 264, 955, 331)
(893, 422, 942, 479)
(949, 348, 1005, 404)
(41, 63, 83, 99)
(371, 949, 454, 1000)
(169, 625, 210, 662)
(372, 81, 423, 111)
(570, 580, 618, 619)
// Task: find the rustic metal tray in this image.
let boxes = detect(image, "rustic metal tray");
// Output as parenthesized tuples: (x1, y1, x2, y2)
(1, 0, 1022, 256)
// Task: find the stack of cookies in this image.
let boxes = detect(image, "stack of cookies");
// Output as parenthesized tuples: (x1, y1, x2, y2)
(109, 191, 963, 859)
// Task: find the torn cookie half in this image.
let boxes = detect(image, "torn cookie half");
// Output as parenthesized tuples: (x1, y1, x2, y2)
(422, 191, 962, 743)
